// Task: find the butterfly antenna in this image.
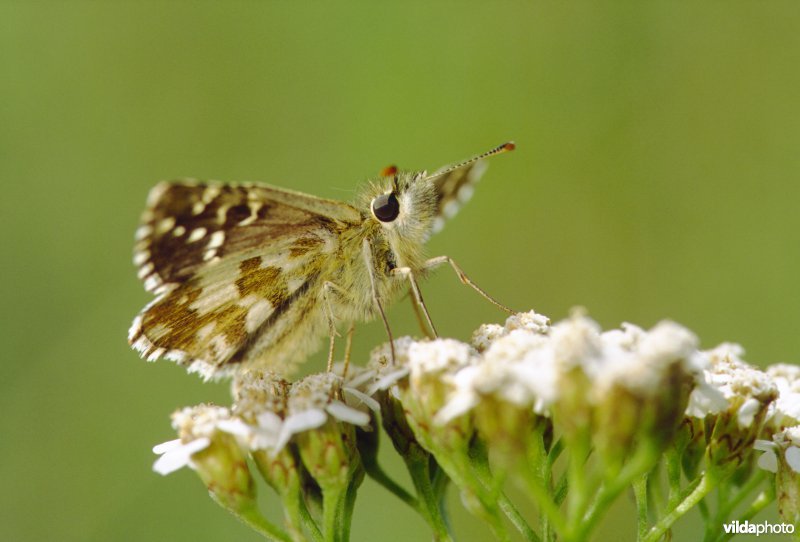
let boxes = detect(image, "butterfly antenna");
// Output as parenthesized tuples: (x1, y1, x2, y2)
(424, 141, 515, 182)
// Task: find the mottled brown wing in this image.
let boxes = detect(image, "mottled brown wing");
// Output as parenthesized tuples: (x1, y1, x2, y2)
(129, 180, 360, 378)
(133, 180, 360, 293)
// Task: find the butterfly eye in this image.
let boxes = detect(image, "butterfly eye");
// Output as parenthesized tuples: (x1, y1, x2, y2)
(372, 193, 400, 222)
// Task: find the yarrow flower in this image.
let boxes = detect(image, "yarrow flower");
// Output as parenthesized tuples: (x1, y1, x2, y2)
(153, 404, 256, 512)
(765, 363, 800, 429)
(283, 373, 369, 494)
(686, 344, 778, 473)
(153, 404, 238, 475)
(145, 308, 799, 541)
(471, 310, 550, 352)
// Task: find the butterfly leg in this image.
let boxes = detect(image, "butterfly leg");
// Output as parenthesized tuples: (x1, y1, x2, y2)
(343, 322, 355, 378)
(322, 281, 347, 372)
(362, 238, 396, 362)
(391, 267, 438, 338)
(423, 255, 515, 314)
(409, 292, 437, 339)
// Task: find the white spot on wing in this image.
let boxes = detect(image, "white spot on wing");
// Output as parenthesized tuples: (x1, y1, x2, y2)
(238, 294, 259, 308)
(189, 283, 239, 313)
(203, 185, 221, 202)
(144, 275, 162, 292)
(148, 323, 171, 341)
(432, 216, 446, 233)
(246, 299, 273, 333)
(443, 200, 460, 219)
(146, 182, 171, 207)
(133, 250, 151, 266)
(132, 335, 151, 355)
(208, 335, 234, 361)
(457, 184, 474, 204)
(147, 347, 166, 362)
(156, 217, 176, 234)
(135, 225, 153, 241)
(173, 225, 186, 237)
(137, 262, 155, 279)
(128, 315, 143, 342)
(165, 350, 187, 364)
(208, 231, 225, 249)
(188, 227, 207, 242)
(466, 160, 488, 183)
(197, 322, 216, 341)
(192, 201, 206, 215)
(238, 203, 260, 226)
(287, 277, 304, 292)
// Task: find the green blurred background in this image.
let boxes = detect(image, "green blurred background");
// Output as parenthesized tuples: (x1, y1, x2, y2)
(2, 2, 799, 541)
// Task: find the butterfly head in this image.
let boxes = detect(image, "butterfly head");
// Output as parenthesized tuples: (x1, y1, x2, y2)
(360, 141, 515, 242)
(361, 170, 440, 244)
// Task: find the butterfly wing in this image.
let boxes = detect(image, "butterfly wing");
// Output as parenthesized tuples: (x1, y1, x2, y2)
(427, 142, 514, 234)
(129, 180, 361, 379)
(428, 159, 489, 234)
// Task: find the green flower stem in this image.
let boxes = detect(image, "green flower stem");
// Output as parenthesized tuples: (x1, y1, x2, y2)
(339, 467, 364, 542)
(297, 500, 324, 542)
(570, 445, 659, 542)
(565, 438, 591, 530)
(431, 460, 449, 502)
(647, 464, 665, 516)
(665, 448, 682, 509)
(435, 451, 510, 541)
(280, 493, 322, 542)
(547, 437, 564, 466)
(633, 475, 649, 540)
(363, 457, 420, 512)
(553, 471, 568, 506)
(642, 471, 715, 542)
(406, 454, 454, 542)
(541, 429, 561, 541)
(524, 430, 567, 540)
(697, 498, 710, 521)
(321, 486, 346, 542)
(497, 494, 541, 542)
(521, 470, 566, 540)
(469, 438, 538, 542)
(235, 503, 293, 542)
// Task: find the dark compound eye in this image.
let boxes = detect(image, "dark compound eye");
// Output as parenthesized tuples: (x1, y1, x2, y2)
(372, 193, 400, 222)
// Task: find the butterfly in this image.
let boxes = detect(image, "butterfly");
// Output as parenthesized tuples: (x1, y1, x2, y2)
(128, 142, 515, 379)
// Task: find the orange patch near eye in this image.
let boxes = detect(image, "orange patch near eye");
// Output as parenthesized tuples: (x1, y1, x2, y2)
(380, 165, 398, 177)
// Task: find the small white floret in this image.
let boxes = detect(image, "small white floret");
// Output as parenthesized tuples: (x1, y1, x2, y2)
(152, 437, 211, 475)
(326, 400, 370, 426)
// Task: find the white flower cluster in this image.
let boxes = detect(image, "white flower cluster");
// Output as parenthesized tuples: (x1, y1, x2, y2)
(152, 373, 373, 476)
(687, 343, 778, 427)
(152, 310, 800, 483)
(360, 310, 703, 426)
